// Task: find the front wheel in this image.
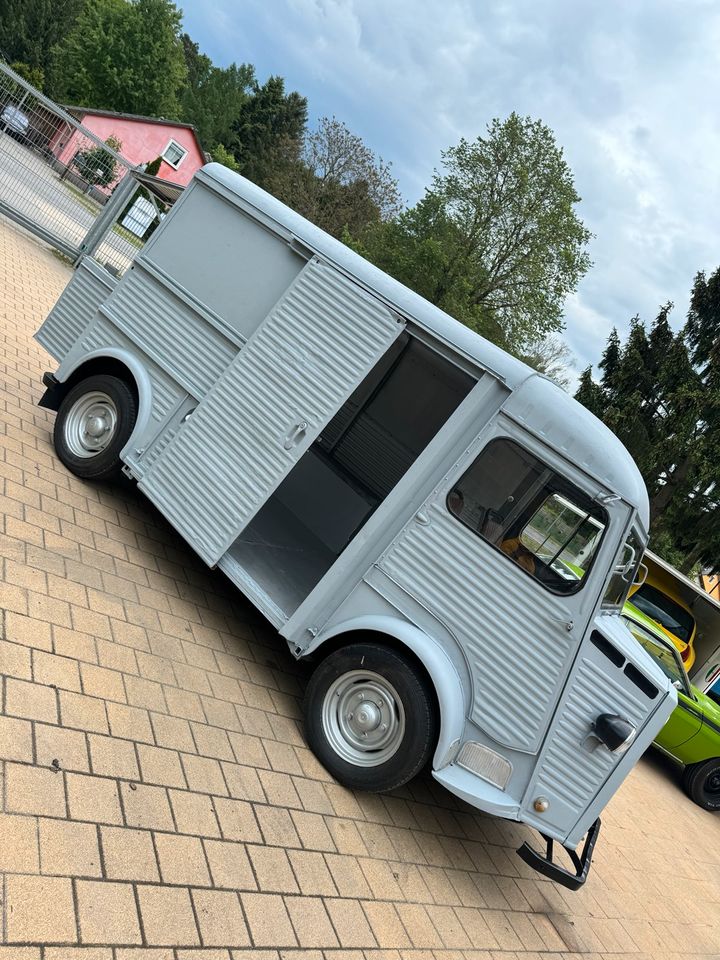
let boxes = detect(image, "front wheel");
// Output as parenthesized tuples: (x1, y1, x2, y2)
(683, 758, 720, 810)
(303, 641, 437, 792)
(53, 374, 137, 481)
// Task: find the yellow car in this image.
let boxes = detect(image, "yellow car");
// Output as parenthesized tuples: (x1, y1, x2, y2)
(627, 570, 696, 669)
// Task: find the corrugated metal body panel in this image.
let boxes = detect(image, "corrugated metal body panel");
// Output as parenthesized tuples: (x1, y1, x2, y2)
(334, 415, 413, 498)
(380, 501, 574, 753)
(525, 652, 651, 834)
(74, 317, 184, 464)
(533, 657, 647, 812)
(141, 425, 178, 472)
(79, 315, 122, 353)
(35, 259, 116, 360)
(103, 266, 237, 398)
(148, 371, 181, 423)
(140, 259, 404, 566)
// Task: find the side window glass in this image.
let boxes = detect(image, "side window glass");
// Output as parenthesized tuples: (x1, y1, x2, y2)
(446, 438, 607, 595)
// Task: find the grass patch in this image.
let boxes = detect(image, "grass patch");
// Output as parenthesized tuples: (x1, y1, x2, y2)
(110, 222, 144, 249)
(51, 249, 74, 267)
(62, 180, 102, 215)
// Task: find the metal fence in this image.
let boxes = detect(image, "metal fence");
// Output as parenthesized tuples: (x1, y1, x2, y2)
(0, 59, 177, 275)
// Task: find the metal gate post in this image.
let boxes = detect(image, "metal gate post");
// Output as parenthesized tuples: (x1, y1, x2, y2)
(73, 171, 138, 265)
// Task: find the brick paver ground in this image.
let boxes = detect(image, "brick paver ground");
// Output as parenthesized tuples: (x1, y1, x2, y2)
(1, 215, 720, 960)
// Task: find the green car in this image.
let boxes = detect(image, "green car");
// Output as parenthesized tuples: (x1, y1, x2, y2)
(623, 614, 720, 810)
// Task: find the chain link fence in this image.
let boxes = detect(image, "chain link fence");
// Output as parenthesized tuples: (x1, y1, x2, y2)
(0, 60, 179, 274)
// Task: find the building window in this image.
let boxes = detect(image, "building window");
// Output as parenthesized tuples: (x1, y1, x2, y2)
(446, 437, 607, 595)
(162, 139, 187, 169)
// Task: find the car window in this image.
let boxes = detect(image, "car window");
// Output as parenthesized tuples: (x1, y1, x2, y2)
(446, 438, 607, 595)
(623, 616, 688, 691)
(630, 583, 694, 643)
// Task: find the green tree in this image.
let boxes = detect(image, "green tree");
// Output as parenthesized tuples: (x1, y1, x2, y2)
(210, 143, 240, 172)
(50, 0, 187, 119)
(180, 34, 254, 151)
(351, 113, 592, 353)
(9, 61, 46, 89)
(230, 75, 307, 188)
(573, 294, 720, 574)
(598, 326, 621, 397)
(574, 366, 605, 417)
(267, 116, 401, 238)
(0, 0, 84, 81)
(73, 134, 122, 186)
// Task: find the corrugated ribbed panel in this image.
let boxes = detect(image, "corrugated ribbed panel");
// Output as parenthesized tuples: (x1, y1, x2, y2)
(36, 260, 115, 360)
(103, 267, 237, 397)
(533, 656, 648, 811)
(80, 316, 120, 352)
(141, 426, 178, 471)
(148, 372, 181, 423)
(334, 415, 414, 497)
(380, 502, 574, 752)
(78, 317, 182, 442)
(140, 259, 404, 565)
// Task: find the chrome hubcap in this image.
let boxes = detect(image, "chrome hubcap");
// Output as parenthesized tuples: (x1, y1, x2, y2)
(64, 391, 118, 458)
(322, 670, 405, 767)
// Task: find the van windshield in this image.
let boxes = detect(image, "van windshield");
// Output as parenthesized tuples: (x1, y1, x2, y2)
(623, 616, 687, 691)
(629, 584, 694, 643)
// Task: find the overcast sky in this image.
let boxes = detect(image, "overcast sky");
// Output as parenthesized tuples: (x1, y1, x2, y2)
(180, 0, 720, 384)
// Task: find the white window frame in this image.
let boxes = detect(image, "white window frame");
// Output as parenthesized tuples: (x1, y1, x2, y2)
(161, 137, 188, 169)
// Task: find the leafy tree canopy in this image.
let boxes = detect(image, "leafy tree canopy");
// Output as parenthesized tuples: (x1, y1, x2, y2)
(229, 75, 307, 188)
(349, 113, 592, 355)
(50, 0, 187, 119)
(73, 133, 123, 186)
(575, 283, 720, 575)
(180, 34, 254, 151)
(267, 116, 401, 238)
(0, 0, 84, 79)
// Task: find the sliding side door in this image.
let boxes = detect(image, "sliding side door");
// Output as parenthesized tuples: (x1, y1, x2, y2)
(139, 258, 405, 565)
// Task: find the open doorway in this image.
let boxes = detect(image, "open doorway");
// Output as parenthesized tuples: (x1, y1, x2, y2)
(225, 334, 476, 617)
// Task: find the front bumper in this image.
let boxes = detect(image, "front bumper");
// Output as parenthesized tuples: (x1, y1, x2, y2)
(517, 817, 601, 890)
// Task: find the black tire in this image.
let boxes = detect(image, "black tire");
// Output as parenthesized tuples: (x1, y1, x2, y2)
(682, 758, 720, 810)
(53, 374, 137, 481)
(303, 641, 437, 792)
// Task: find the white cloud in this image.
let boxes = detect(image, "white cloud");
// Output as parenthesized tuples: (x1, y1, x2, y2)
(181, 0, 720, 381)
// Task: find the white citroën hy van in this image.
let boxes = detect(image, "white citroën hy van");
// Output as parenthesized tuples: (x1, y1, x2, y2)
(36, 164, 676, 889)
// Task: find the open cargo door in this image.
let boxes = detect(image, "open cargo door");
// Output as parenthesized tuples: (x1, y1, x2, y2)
(139, 258, 405, 565)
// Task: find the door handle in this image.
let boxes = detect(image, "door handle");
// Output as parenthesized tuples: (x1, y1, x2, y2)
(283, 419, 308, 450)
(551, 616, 575, 632)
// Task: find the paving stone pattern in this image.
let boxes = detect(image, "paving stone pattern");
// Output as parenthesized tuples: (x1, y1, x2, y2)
(1, 216, 719, 958)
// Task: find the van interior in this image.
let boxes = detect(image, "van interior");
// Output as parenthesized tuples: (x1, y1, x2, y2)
(224, 333, 476, 617)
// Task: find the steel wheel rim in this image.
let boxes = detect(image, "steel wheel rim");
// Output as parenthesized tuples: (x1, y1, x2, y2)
(63, 391, 118, 458)
(322, 669, 406, 767)
(706, 771, 720, 795)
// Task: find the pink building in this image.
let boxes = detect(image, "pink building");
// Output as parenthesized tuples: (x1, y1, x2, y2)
(51, 107, 206, 188)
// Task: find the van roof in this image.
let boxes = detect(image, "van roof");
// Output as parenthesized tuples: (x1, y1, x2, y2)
(199, 163, 649, 528)
(201, 164, 529, 385)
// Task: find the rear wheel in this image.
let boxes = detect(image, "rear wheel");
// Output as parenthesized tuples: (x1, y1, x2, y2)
(53, 374, 137, 481)
(303, 641, 437, 792)
(683, 758, 720, 810)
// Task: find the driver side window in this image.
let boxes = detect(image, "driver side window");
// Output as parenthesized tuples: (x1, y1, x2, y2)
(446, 438, 607, 595)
